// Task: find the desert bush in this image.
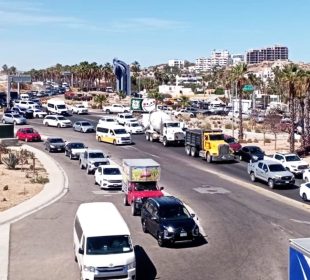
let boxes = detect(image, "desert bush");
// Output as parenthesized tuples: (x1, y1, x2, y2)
(214, 124, 218, 128)
(264, 138, 271, 143)
(2, 152, 19, 169)
(30, 176, 49, 184)
(255, 128, 262, 133)
(196, 113, 205, 120)
(253, 139, 259, 143)
(247, 139, 253, 143)
(225, 123, 232, 129)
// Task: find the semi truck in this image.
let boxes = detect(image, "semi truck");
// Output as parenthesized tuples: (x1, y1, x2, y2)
(122, 158, 164, 216)
(185, 129, 234, 163)
(143, 111, 185, 146)
(289, 238, 310, 279)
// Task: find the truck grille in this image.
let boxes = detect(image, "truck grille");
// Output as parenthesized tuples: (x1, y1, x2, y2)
(219, 144, 230, 156)
(174, 132, 184, 140)
(121, 137, 131, 141)
(97, 265, 125, 273)
(108, 180, 122, 183)
(281, 176, 292, 180)
(298, 165, 308, 170)
(94, 161, 108, 167)
(94, 276, 128, 280)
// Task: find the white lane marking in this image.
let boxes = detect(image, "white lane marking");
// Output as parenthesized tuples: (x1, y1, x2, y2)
(92, 191, 122, 195)
(290, 219, 310, 225)
(0, 224, 10, 280)
(193, 185, 230, 194)
(129, 146, 161, 158)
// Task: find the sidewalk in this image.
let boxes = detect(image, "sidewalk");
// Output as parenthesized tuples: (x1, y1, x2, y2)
(0, 144, 69, 280)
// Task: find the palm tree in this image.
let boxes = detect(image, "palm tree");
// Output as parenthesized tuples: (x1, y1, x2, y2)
(93, 94, 108, 109)
(2, 64, 8, 74)
(230, 63, 248, 141)
(179, 95, 189, 108)
(280, 64, 300, 152)
(148, 90, 163, 110)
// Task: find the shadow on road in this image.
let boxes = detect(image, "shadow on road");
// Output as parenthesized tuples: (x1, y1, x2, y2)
(134, 245, 157, 280)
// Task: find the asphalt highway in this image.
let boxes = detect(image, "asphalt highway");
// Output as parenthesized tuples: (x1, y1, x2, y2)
(8, 113, 310, 280)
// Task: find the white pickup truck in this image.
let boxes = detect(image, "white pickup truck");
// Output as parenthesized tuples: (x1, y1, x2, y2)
(102, 104, 131, 114)
(271, 153, 309, 176)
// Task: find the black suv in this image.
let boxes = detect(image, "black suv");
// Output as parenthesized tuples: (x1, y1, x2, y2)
(44, 137, 66, 153)
(141, 196, 199, 247)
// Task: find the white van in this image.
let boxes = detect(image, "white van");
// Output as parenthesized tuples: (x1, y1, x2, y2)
(20, 93, 30, 100)
(96, 123, 132, 145)
(47, 99, 68, 115)
(73, 202, 136, 280)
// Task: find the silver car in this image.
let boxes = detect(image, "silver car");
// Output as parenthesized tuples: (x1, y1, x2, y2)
(247, 159, 295, 189)
(2, 113, 27, 125)
(73, 121, 95, 133)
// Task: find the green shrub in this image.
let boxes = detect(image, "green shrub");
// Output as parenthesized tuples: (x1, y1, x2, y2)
(30, 176, 49, 184)
(255, 128, 262, 133)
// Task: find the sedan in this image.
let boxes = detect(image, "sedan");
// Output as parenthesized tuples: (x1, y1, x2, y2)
(64, 142, 87, 160)
(124, 122, 144, 134)
(12, 107, 34, 119)
(236, 145, 265, 162)
(44, 137, 66, 152)
(33, 109, 47, 118)
(73, 121, 95, 133)
(16, 128, 41, 142)
(299, 182, 310, 201)
(94, 165, 123, 189)
(1, 113, 27, 125)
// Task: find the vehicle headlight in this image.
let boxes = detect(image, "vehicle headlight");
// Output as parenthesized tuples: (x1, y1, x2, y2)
(135, 197, 142, 203)
(193, 225, 199, 236)
(252, 155, 258, 160)
(275, 175, 282, 179)
(90, 161, 95, 165)
(83, 265, 96, 272)
(127, 261, 136, 270)
(50, 145, 55, 148)
(165, 226, 174, 233)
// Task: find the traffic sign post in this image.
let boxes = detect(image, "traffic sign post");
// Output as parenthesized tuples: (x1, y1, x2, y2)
(243, 84, 254, 92)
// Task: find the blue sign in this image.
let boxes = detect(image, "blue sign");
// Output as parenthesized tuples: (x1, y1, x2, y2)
(243, 85, 254, 92)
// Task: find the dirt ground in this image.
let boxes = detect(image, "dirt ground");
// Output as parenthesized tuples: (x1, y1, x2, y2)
(0, 154, 47, 212)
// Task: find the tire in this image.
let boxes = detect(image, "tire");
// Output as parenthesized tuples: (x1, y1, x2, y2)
(44, 122, 49, 127)
(150, 134, 154, 142)
(239, 155, 243, 161)
(131, 203, 137, 216)
(13, 121, 17, 125)
(2, 119, 5, 124)
(302, 193, 308, 201)
(250, 172, 256, 182)
(86, 167, 91, 175)
(190, 147, 196, 157)
(106, 109, 110, 114)
(157, 232, 165, 247)
(145, 133, 150, 141)
(113, 140, 117, 145)
(268, 179, 275, 189)
(80, 162, 85, 169)
(69, 153, 73, 160)
(142, 220, 148, 233)
(163, 137, 168, 147)
(123, 195, 129, 206)
(206, 153, 212, 163)
(57, 123, 61, 128)
(185, 145, 191, 156)
(306, 177, 309, 183)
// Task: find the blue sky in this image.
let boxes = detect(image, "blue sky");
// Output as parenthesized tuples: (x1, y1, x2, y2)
(0, 0, 309, 70)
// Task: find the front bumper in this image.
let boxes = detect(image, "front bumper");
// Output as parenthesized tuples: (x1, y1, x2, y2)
(50, 146, 65, 152)
(162, 228, 198, 243)
(213, 154, 235, 161)
(117, 139, 132, 145)
(82, 268, 135, 280)
(60, 123, 72, 127)
(274, 179, 295, 185)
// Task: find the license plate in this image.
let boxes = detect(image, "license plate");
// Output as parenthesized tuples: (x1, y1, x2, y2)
(285, 181, 289, 184)
(180, 232, 187, 237)
(113, 184, 119, 187)
(57, 148, 61, 150)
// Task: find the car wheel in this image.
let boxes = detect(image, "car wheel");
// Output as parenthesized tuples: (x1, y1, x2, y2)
(57, 123, 61, 128)
(302, 193, 308, 201)
(2, 119, 5, 124)
(239, 155, 243, 161)
(44, 122, 49, 127)
(250, 172, 256, 182)
(145, 133, 150, 141)
(123, 195, 129, 206)
(106, 109, 110, 114)
(206, 153, 212, 163)
(185, 145, 191, 156)
(79, 162, 84, 169)
(86, 167, 91, 175)
(190, 147, 197, 157)
(131, 203, 137, 216)
(69, 153, 73, 160)
(162, 137, 168, 147)
(268, 179, 275, 189)
(142, 220, 148, 233)
(157, 232, 165, 247)
(113, 140, 117, 145)
(150, 134, 154, 142)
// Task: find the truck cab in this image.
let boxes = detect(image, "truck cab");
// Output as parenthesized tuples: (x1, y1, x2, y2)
(122, 159, 164, 216)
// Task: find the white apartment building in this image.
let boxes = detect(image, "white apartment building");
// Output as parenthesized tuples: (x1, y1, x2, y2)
(168, 59, 184, 69)
(232, 54, 245, 65)
(195, 50, 232, 72)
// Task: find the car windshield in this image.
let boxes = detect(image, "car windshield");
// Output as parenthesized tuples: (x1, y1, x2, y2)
(209, 134, 224, 141)
(248, 147, 263, 153)
(89, 152, 104, 158)
(80, 122, 91, 126)
(114, 129, 127, 134)
(24, 128, 36, 133)
(12, 114, 21, 117)
(71, 143, 85, 149)
(225, 137, 237, 144)
(131, 123, 140, 127)
(49, 138, 64, 143)
(57, 117, 66, 121)
(285, 155, 300, 161)
(160, 205, 191, 220)
(57, 105, 66, 109)
(268, 164, 286, 172)
(103, 168, 121, 175)
(132, 181, 157, 191)
(166, 123, 180, 128)
(86, 235, 132, 255)
(124, 115, 133, 119)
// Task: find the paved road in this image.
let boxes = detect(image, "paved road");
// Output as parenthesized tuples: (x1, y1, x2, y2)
(8, 114, 310, 280)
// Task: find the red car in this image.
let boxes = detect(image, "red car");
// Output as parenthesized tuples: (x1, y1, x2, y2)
(224, 134, 242, 153)
(16, 128, 41, 142)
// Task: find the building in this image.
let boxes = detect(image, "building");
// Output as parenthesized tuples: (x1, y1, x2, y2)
(195, 50, 232, 72)
(232, 54, 245, 65)
(168, 59, 184, 69)
(246, 45, 288, 64)
(176, 75, 203, 86)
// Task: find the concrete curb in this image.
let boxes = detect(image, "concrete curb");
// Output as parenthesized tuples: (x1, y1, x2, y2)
(0, 144, 69, 280)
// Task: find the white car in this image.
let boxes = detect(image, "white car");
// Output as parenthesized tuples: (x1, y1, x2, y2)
(303, 169, 310, 182)
(71, 104, 88, 114)
(273, 153, 309, 176)
(33, 109, 47, 118)
(98, 116, 118, 125)
(43, 115, 72, 127)
(116, 113, 136, 125)
(124, 122, 143, 134)
(299, 182, 310, 201)
(94, 165, 123, 189)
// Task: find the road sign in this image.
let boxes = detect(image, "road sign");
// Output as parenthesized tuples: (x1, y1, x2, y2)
(243, 84, 254, 92)
(131, 98, 156, 112)
(9, 75, 31, 83)
(131, 98, 143, 111)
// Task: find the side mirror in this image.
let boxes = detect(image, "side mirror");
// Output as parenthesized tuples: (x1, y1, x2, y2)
(78, 248, 84, 255)
(191, 213, 196, 218)
(106, 155, 110, 158)
(151, 216, 158, 221)
(160, 187, 164, 191)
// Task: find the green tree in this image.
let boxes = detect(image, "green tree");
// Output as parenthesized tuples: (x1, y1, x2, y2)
(148, 90, 163, 110)
(93, 94, 108, 109)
